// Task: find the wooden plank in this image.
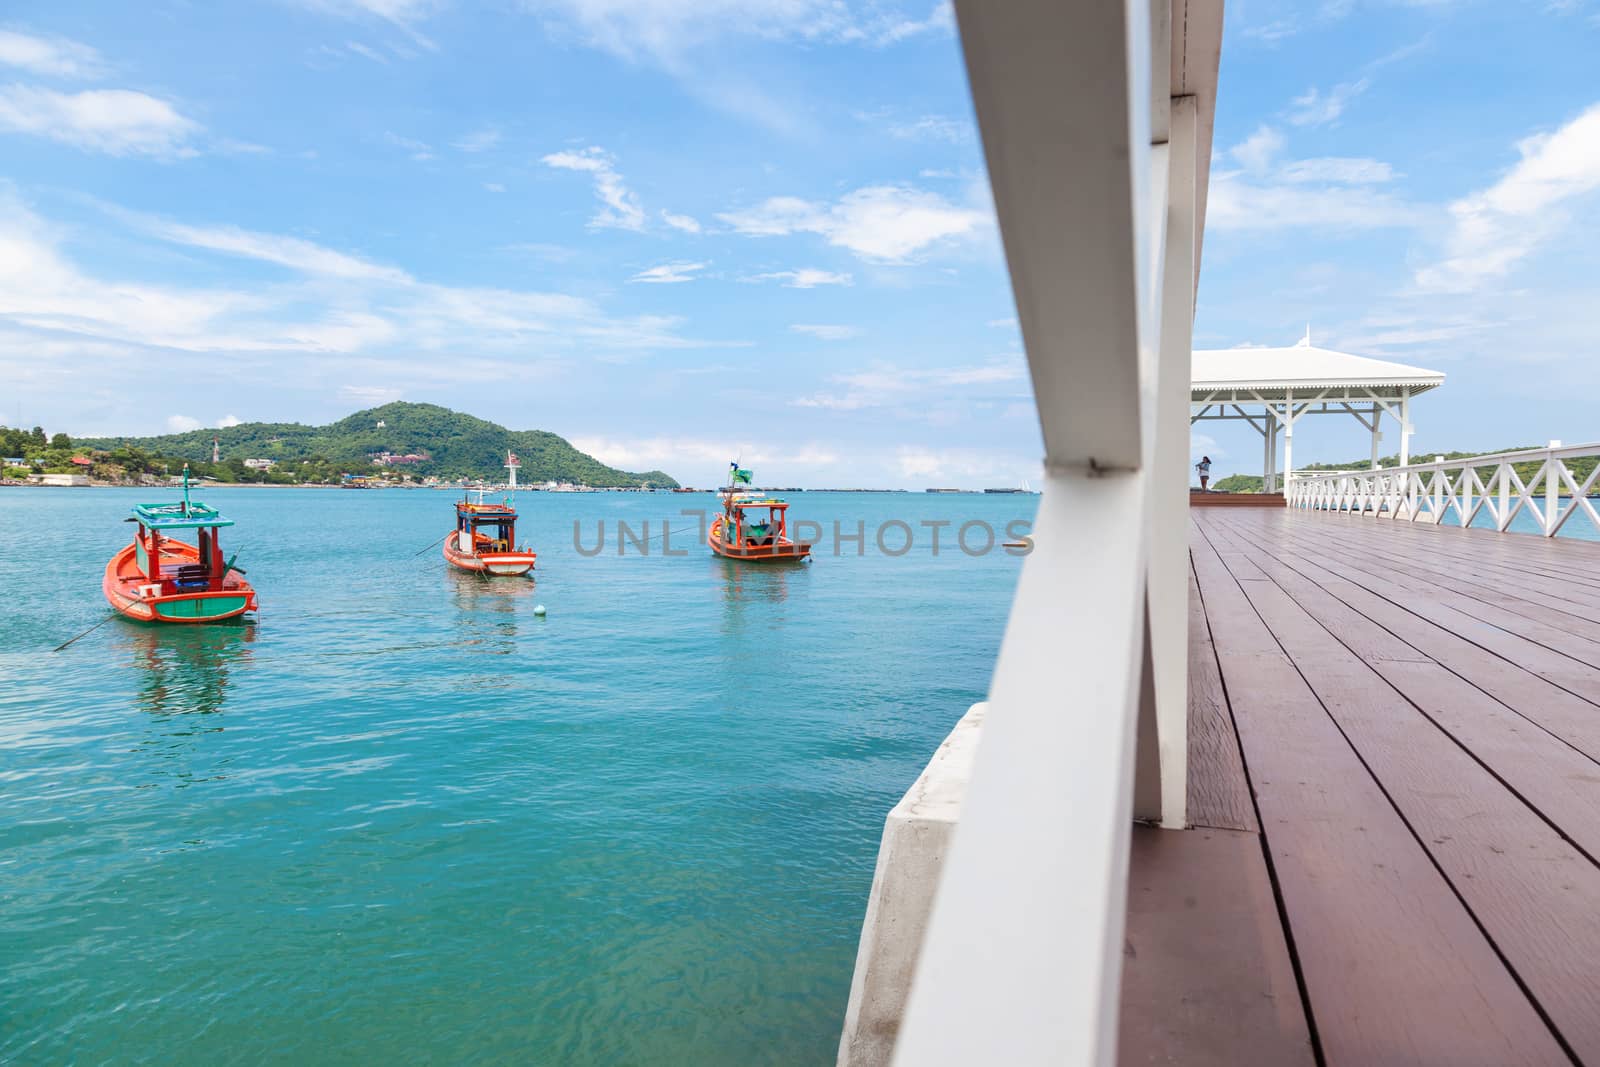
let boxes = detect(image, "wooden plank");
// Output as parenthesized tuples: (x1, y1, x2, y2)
(1188, 529, 1567, 1066)
(1207, 515, 1600, 765)
(1119, 826, 1312, 1066)
(1224, 552, 1600, 1062)
(1296, 509, 1600, 596)
(1185, 567, 1256, 833)
(1279, 521, 1600, 670)
(1236, 520, 1600, 705)
(1295, 519, 1600, 629)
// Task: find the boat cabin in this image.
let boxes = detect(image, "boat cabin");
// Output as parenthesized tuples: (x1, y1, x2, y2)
(724, 496, 790, 547)
(454, 501, 519, 555)
(130, 501, 236, 591)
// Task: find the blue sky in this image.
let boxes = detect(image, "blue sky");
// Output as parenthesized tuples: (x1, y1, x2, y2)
(1, 1, 1597, 486)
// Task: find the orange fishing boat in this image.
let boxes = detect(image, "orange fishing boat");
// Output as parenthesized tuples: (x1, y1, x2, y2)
(708, 464, 812, 563)
(103, 467, 259, 623)
(443, 451, 538, 577)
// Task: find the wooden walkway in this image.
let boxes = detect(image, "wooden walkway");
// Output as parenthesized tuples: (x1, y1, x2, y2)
(1120, 507, 1600, 1066)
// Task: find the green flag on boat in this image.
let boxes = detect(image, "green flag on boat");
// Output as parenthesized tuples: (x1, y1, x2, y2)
(730, 464, 752, 485)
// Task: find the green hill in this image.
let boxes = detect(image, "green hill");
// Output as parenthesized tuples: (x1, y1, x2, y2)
(1207, 445, 1583, 493)
(75, 402, 678, 487)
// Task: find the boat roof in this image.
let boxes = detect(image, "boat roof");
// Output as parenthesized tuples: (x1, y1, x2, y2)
(458, 501, 515, 517)
(133, 501, 234, 530)
(727, 495, 787, 509)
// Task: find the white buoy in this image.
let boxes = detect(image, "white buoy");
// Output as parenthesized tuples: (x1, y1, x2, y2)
(533, 604, 547, 617)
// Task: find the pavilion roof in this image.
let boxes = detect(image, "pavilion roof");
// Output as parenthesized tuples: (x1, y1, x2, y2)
(1192, 336, 1445, 399)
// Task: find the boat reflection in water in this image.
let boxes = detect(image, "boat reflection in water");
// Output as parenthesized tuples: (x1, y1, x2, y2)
(716, 553, 805, 644)
(127, 622, 257, 717)
(448, 567, 537, 659)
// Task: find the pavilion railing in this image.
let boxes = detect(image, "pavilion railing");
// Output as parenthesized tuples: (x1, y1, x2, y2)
(1286, 441, 1600, 538)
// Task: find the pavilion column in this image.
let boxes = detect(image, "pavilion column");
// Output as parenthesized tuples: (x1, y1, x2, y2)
(1281, 393, 1295, 491)
(1263, 409, 1276, 492)
(1370, 403, 1382, 469)
(1400, 390, 1413, 467)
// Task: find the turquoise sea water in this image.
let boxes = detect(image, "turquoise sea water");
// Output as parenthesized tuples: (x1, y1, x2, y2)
(0, 488, 1031, 1065)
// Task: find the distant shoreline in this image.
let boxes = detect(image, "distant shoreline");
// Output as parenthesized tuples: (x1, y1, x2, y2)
(0, 482, 1028, 495)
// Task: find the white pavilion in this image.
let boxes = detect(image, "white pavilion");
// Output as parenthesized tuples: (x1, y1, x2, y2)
(1190, 332, 1446, 492)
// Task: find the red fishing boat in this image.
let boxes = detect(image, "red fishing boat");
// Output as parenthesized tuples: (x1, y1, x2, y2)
(708, 464, 812, 563)
(103, 467, 259, 623)
(443, 452, 538, 577)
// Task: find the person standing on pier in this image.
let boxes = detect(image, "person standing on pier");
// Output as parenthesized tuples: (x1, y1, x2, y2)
(1196, 456, 1211, 491)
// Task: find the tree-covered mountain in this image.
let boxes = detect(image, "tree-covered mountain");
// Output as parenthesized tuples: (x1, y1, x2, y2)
(75, 403, 678, 487)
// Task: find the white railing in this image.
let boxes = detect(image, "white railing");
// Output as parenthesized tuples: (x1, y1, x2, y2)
(1287, 441, 1600, 537)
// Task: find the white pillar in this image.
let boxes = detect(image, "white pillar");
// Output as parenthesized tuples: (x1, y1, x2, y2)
(1263, 409, 1276, 492)
(1138, 92, 1196, 830)
(1546, 440, 1563, 535)
(1399, 390, 1412, 467)
(892, 0, 1166, 1061)
(1281, 395, 1295, 491)
(1370, 403, 1382, 470)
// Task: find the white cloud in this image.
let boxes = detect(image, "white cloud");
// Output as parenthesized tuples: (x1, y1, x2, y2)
(309, 0, 439, 19)
(874, 3, 955, 44)
(0, 30, 105, 78)
(750, 268, 853, 288)
(0, 86, 200, 157)
(987, 316, 1017, 329)
(888, 114, 972, 143)
(132, 216, 413, 282)
(1280, 157, 1394, 184)
(217, 414, 242, 428)
(719, 184, 988, 262)
(1288, 79, 1369, 127)
(0, 192, 702, 360)
(542, 145, 646, 231)
(1230, 125, 1284, 172)
(338, 384, 403, 406)
(519, 2, 951, 134)
(383, 130, 433, 160)
(166, 415, 202, 433)
(569, 434, 843, 478)
(795, 359, 1025, 410)
(894, 445, 1031, 484)
(298, 0, 441, 49)
(1416, 101, 1600, 293)
(524, 0, 952, 61)
(791, 324, 859, 340)
(630, 261, 706, 284)
(661, 210, 701, 233)
(1207, 172, 1415, 231)
(345, 40, 390, 64)
(484, 182, 506, 193)
(453, 127, 501, 152)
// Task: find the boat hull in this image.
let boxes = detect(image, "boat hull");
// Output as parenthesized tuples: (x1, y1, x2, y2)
(443, 535, 536, 576)
(708, 520, 811, 563)
(102, 543, 258, 624)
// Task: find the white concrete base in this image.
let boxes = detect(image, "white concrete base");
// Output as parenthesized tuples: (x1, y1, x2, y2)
(837, 702, 986, 1067)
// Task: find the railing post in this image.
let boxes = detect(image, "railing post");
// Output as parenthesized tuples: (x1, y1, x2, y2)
(1498, 460, 1512, 531)
(1546, 440, 1562, 536)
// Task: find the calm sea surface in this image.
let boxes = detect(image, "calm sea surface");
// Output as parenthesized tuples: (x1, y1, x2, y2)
(0, 487, 1031, 1065)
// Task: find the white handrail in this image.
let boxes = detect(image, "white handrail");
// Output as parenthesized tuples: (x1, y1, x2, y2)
(1286, 441, 1600, 537)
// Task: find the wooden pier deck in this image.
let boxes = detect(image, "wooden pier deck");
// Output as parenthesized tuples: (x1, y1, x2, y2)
(1120, 507, 1600, 1066)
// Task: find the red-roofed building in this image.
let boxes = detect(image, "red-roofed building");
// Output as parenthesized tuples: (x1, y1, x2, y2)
(70, 455, 93, 467)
